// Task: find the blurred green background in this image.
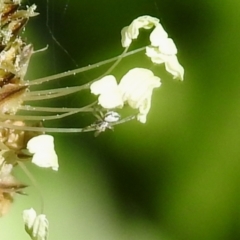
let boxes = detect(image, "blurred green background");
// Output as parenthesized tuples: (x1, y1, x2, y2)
(1, 0, 240, 239)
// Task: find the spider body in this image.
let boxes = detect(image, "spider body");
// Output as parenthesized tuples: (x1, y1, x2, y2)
(93, 111, 121, 136)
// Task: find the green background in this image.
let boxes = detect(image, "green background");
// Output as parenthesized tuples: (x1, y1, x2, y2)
(1, 0, 240, 239)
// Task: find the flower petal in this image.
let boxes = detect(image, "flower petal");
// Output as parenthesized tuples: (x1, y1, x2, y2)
(119, 68, 161, 123)
(137, 92, 152, 124)
(146, 46, 184, 80)
(23, 208, 36, 230)
(158, 38, 177, 55)
(121, 26, 132, 48)
(149, 24, 168, 46)
(119, 68, 161, 102)
(121, 15, 160, 47)
(32, 214, 49, 240)
(146, 46, 166, 64)
(165, 55, 184, 80)
(90, 76, 124, 109)
(98, 89, 123, 109)
(90, 75, 118, 95)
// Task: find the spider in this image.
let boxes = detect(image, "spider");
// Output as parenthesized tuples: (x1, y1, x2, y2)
(93, 111, 120, 136)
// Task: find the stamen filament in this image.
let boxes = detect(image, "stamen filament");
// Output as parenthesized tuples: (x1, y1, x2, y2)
(19, 103, 95, 112)
(0, 115, 135, 133)
(24, 85, 87, 101)
(0, 110, 81, 121)
(27, 47, 145, 86)
(96, 46, 129, 80)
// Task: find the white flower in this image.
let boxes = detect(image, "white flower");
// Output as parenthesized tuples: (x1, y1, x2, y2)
(27, 135, 58, 171)
(23, 208, 49, 240)
(121, 15, 160, 47)
(90, 68, 161, 123)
